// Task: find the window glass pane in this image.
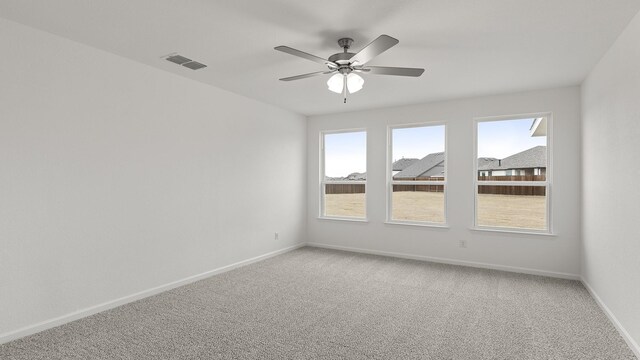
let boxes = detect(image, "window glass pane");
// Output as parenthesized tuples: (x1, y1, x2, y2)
(324, 131, 366, 181)
(324, 184, 366, 218)
(323, 131, 366, 218)
(477, 118, 546, 181)
(392, 184, 444, 223)
(391, 125, 445, 223)
(392, 125, 445, 180)
(477, 185, 547, 230)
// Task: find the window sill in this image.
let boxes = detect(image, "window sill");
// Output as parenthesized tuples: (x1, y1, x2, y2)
(317, 216, 369, 223)
(470, 227, 556, 237)
(385, 221, 449, 229)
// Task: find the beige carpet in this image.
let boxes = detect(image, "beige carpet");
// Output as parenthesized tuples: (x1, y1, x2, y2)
(1, 247, 636, 359)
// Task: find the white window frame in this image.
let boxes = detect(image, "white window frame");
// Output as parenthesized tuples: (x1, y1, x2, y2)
(473, 112, 553, 234)
(386, 122, 448, 227)
(319, 129, 367, 221)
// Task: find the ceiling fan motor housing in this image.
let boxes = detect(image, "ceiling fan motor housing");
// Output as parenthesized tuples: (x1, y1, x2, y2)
(328, 53, 356, 73)
(329, 38, 357, 72)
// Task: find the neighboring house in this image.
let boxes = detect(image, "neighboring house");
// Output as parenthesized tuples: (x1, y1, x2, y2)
(478, 145, 546, 176)
(326, 171, 366, 181)
(392, 145, 545, 180)
(345, 172, 366, 180)
(529, 117, 547, 137)
(392, 157, 419, 174)
(477, 157, 498, 168)
(333, 145, 545, 181)
(394, 152, 445, 179)
(393, 158, 419, 171)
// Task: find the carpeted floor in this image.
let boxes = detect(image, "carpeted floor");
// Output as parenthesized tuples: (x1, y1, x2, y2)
(1, 247, 636, 359)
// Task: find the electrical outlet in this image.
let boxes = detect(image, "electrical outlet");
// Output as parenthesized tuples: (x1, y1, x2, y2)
(459, 240, 467, 248)
(274, 232, 279, 240)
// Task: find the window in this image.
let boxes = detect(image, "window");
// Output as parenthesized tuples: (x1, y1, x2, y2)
(388, 124, 446, 224)
(321, 130, 367, 219)
(475, 115, 551, 232)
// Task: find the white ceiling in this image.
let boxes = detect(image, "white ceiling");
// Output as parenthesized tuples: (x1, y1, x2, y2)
(1, 0, 639, 116)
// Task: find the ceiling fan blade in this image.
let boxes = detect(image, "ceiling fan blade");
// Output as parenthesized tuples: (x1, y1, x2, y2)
(274, 46, 337, 68)
(349, 35, 399, 65)
(363, 66, 425, 77)
(279, 70, 335, 81)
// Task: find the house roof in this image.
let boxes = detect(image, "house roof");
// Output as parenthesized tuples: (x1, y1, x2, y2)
(479, 146, 546, 170)
(394, 152, 445, 179)
(346, 172, 366, 181)
(330, 146, 544, 181)
(325, 172, 366, 181)
(478, 157, 499, 168)
(392, 158, 419, 171)
(529, 117, 548, 137)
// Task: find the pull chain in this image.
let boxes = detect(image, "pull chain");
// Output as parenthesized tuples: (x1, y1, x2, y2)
(343, 73, 348, 103)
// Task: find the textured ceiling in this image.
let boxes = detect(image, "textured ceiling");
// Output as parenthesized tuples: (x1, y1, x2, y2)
(1, 0, 639, 116)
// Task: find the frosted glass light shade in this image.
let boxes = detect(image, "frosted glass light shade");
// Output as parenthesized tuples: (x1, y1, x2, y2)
(346, 73, 364, 93)
(327, 73, 344, 93)
(327, 72, 365, 94)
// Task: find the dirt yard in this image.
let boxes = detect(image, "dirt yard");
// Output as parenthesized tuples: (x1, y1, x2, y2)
(476, 193, 546, 230)
(392, 192, 445, 223)
(324, 192, 546, 229)
(324, 193, 366, 218)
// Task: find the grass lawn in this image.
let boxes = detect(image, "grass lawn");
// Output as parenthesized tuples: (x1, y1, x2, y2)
(324, 192, 546, 230)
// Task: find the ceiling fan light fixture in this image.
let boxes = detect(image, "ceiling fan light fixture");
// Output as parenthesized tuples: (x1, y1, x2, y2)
(276, 35, 423, 101)
(327, 73, 344, 93)
(347, 73, 364, 93)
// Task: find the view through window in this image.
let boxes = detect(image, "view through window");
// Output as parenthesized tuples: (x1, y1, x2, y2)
(390, 124, 446, 224)
(475, 116, 549, 231)
(321, 131, 366, 219)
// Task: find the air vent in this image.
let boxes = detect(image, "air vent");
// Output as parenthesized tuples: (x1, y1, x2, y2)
(182, 61, 207, 70)
(166, 55, 192, 65)
(165, 54, 207, 71)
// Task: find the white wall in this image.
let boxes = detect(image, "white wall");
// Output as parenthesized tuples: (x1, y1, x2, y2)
(581, 10, 640, 352)
(307, 87, 581, 277)
(0, 18, 306, 339)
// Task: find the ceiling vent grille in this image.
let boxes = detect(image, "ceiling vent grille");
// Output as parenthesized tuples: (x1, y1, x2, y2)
(182, 61, 207, 70)
(165, 54, 207, 70)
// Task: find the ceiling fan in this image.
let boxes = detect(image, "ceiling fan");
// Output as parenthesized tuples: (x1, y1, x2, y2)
(275, 35, 425, 103)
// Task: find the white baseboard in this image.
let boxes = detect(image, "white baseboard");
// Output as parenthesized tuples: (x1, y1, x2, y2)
(0, 243, 305, 345)
(581, 277, 640, 358)
(306, 242, 581, 280)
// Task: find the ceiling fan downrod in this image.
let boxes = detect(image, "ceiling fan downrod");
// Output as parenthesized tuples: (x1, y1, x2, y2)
(338, 38, 353, 52)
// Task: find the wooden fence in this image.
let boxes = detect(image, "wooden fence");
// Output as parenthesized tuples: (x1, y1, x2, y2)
(478, 185, 546, 196)
(324, 183, 366, 194)
(392, 184, 444, 193)
(325, 175, 546, 195)
(477, 175, 546, 196)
